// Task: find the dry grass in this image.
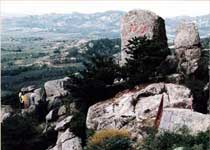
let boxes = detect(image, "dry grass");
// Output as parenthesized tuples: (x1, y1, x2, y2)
(88, 129, 130, 145)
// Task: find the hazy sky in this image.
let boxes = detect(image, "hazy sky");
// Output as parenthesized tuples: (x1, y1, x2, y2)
(1, 0, 210, 18)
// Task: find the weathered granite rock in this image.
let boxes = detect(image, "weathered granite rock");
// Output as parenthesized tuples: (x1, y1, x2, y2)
(174, 22, 200, 49)
(86, 83, 192, 140)
(49, 129, 82, 150)
(46, 109, 59, 122)
(44, 77, 71, 110)
(45, 77, 71, 98)
(174, 22, 201, 75)
(120, 9, 168, 65)
(21, 85, 36, 93)
(1, 105, 14, 122)
(55, 116, 73, 131)
(159, 108, 210, 134)
(58, 105, 67, 117)
(33, 88, 42, 105)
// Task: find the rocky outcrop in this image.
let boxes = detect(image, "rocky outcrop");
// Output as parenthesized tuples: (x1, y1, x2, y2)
(86, 83, 192, 140)
(55, 116, 73, 131)
(45, 77, 71, 98)
(174, 22, 200, 49)
(159, 108, 210, 134)
(1, 105, 14, 122)
(44, 77, 71, 110)
(21, 85, 37, 93)
(174, 22, 201, 75)
(45, 105, 82, 150)
(120, 9, 168, 65)
(49, 129, 82, 150)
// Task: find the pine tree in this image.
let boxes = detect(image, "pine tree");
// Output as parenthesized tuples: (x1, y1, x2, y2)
(124, 36, 168, 86)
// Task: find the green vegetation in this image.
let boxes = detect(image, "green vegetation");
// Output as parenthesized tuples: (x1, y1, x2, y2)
(201, 37, 210, 49)
(138, 127, 210, 150)
(2, 114, 41, 150)
(2, 113, 58, 150)
(1, 37, 121, 107)
(70, 111, 87, 143)
(123, 36, 169, 87)
(86, 129, 133, 150)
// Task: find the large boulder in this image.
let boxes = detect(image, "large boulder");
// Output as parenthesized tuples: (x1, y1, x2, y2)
(174, 22, 200, 49)
(44, 77, 71, 110)
(159, 108, 210, 134)
(45, 77, 71, 98)
(86, 83, 192, 140)
(49, 129, 82, 150)
(120, 9, 168, 65)
(174, 22, 201, 75)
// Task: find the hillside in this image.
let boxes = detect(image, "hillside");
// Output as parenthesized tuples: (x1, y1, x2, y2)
(2, 11, 210, 41)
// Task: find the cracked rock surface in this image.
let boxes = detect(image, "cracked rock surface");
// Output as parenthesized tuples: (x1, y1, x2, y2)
(86, 83, 192, 140)
(159, 108, 210, 134)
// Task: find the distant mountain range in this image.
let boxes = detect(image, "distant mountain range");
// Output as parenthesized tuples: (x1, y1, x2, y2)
(2, 11, 210, 42)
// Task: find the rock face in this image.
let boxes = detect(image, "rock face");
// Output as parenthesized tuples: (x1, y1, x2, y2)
(45, 77, 71, 98)
(55, 116, 73, 131)
(44, 77, 71, 110)
(86, 83, 192, 140)
(174, 22, 201, 75)
(120, 9, 168, 65)
(49, 129, 82, 150)
(159, 108, 210, 134)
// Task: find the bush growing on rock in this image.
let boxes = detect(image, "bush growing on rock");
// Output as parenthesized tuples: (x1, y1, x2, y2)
(138, 127, 210, 150)
(86, 129, 133, 150)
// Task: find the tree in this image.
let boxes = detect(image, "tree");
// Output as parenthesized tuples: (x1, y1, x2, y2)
(83, 54, 120, 85)
(70, 54, 121, 106)
(124, 36, 169, 86)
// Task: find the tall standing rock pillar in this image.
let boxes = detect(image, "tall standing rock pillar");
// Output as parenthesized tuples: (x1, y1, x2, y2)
(174, 22, 201, 75)
(120, 9, 168, 65)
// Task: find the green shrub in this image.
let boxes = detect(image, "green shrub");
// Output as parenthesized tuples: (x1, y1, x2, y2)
(70, 111, 86, 138)
(1, 114, 40, 150)
(138, 127, 210, 150)
(86, 129, 133, 150)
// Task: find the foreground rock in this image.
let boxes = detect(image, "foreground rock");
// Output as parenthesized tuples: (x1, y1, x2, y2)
(120, 9, 168, 65)
(159, 108, 210, 134)
(86, 83, 192, 140)
(174, 22, 201, 75)
(49, 128, 82, 150)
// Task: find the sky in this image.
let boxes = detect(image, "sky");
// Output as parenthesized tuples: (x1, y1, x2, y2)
(1, 0, 210, 18)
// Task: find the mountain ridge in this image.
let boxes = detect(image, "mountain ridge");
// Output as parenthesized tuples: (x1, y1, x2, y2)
(2, 11, 210, 42)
